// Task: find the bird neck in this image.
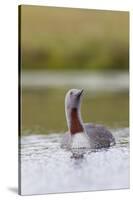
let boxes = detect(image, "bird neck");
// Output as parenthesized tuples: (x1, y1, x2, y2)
(67, 107, 84, 135)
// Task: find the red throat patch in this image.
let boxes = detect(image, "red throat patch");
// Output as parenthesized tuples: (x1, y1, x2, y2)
(70, 108, 84, 134)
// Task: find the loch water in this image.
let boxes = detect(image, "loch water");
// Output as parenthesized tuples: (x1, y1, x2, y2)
(20, 128, 129, 195)
(20, 71, 129, 195)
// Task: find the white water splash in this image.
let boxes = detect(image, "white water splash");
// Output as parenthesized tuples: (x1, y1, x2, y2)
(20, 128, 129, 195)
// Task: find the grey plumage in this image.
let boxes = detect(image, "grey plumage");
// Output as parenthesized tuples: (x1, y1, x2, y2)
(62, 88, 116, 150)
(84, 123, 115, 148)
(61, 123, 115, 149)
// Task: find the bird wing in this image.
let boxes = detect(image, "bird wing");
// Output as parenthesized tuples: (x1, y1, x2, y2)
(61, 123, 115, 149)
(84, 123, 116, 148)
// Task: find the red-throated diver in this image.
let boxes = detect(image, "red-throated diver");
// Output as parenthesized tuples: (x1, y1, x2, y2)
(61, 89, 115, 150)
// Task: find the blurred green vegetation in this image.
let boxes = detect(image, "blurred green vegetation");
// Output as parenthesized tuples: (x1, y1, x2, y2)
(20, 5, 129, 70)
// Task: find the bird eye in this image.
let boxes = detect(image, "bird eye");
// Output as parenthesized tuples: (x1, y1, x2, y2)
(70, 91, 73, 95)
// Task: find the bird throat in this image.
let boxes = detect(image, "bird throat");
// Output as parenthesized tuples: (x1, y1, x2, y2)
(70, 108, 84, 134)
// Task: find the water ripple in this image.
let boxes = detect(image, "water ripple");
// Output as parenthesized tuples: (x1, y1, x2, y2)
(20, 128, 129, 195)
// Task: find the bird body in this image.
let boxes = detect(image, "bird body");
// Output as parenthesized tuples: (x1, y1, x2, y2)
(61, 89, 115, 150)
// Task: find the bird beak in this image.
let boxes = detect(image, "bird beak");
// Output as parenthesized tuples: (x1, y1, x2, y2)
(77, 89, 84, 97)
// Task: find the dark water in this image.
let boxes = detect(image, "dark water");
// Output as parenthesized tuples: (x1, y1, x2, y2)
(21, 71, 129, 135)
(21, 89, 129, 135)
(20, 71, 129, 195)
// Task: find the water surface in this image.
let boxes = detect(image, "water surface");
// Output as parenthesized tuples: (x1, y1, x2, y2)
(21, 71, 129, 134)
(20, 71, 129, 195)
(20, 128, 129, 195)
